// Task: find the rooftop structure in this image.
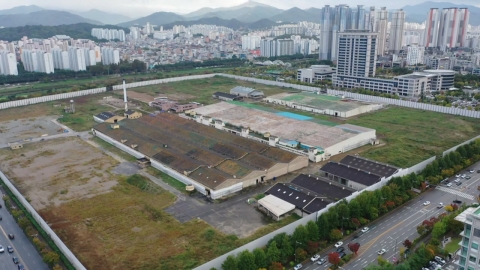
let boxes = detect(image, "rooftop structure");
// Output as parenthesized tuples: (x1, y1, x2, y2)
(230, 86, 264, 98)
(290, 174, 354, 200)
(191, 102, 376, 161)
(258, 194, 296, 221)
(264, 92, 383, 118)
(339, 155, 398, 178)
(93, 113, 308, 198)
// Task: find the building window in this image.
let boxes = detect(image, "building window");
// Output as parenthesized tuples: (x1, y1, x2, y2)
(470, 256, 476, 263)
(468, 267, 475, 270)
(460, 257, 466, 266)
(464, 237, 470, 247)
(472, 242, 479, 250)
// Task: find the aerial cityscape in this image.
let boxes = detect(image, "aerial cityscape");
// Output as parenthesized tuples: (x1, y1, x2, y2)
(0, 0, 480, 270)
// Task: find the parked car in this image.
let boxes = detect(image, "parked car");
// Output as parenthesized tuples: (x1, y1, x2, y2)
(338, 252, 346, 258)
(0, 245, 4, 253)
(311, 254, 320, 262)
(477, 170, 480, 173)
(456, 182, 462, 186)
(466, 176, 471, 180)
(469, 170, 475, 173)
(17, 265, 25, 270)
(294, 264, 303, 270)
(317, 258, 327, 265)
(456, 174, 461, 178)
(461, 174, 466, 178)
(453, 200, 463, 204)
(8, 233, 14, 239)
(334, 241, 343, 248)
(435, 256, 446, 265)
(336, 247, 345, 253)
(361, 227, 369, 233)
(446, 183, 452, 187)
(378, 249, 387, 255)
(454, 179, 460, 183)
(423, 201, 431, 206)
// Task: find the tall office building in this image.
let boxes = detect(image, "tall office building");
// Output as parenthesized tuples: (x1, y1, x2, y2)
(389, 9, 406, 54)
(437, 8, 469, 49)
(0, 51, 18, 76)
(376, 7, 388, 56)
(68, 47, 86, 72)
(335, 30, 378, 77)
(260, 39, 276, 58)
(276, 39, 294, 56)
(406, 44, 425, 65)
(52, 49, 70, 70)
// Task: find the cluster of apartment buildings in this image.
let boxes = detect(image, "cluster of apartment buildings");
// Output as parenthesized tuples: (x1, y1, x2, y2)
(91, 28, 126, 42)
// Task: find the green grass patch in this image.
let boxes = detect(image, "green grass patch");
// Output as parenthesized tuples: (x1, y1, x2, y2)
(445, 236, 461, 254)
(126, 174, 150, 190)
(346, 107, 480, 167)
(146, 166, 187, 192)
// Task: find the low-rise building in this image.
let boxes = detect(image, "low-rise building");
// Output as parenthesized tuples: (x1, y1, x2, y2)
(212, 92, 242, 101)
(230, 86, 264, 98)
(297, 65, 335, 83)
(124, 110, 142, 119)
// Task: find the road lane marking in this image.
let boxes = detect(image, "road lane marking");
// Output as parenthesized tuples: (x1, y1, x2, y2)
(0, 224, 29, 268)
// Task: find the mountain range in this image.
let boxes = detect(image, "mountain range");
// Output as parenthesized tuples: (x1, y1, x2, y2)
(0, 1, 479, 31)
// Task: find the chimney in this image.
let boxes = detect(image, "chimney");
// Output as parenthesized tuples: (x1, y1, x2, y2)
(123, 79, 128, 112)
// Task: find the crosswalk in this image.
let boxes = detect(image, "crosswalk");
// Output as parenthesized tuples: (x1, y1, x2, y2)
(436, 186, 475, 201)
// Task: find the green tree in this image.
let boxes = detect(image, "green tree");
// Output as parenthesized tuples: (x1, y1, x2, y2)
(291, 225, 308, 246)
(266, 241, 281, 265)
(316, 215, 329, 240)
(222, 255, 238, 270)
(253, 248, 267, 269)
(279, 234, 293, 262)
(295, 248, 308, 262)
(42, 251, 60, 266)
(306, 220, 319, 241)
(237, 250, 256, 270)
(432, 221, 447, 239)
(329, 229, 343, 241)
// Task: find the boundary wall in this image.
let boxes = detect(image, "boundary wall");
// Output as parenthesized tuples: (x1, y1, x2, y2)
(443, 135, 480, 156)
(0, 171, 87, 270)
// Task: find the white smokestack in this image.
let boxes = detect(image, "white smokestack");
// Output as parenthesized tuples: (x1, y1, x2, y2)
(123, 79, 128, 112)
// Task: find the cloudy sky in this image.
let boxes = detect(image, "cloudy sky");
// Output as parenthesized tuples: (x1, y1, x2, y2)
(0, 0, 479, 17)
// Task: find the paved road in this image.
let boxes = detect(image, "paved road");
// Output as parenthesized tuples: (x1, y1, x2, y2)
(302, 163, 480, 270)
(0, 198, 49, 270)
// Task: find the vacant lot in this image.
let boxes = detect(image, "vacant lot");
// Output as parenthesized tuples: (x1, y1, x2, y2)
(118, 75, 296, 105)
(0, 116, 66, 144)
(0, 137, 118, 209)
(347, 107, 480, 167)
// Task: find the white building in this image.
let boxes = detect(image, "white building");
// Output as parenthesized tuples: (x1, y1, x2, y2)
(101, 47, 120, 65)
(406, 44, 425, 66)
(0, 51, 18, 76)
(335, 30, 378, 78)
(153, 31, 174, 40)
(389, 9, 405, 54)
(276, 39, 294, 56)
(454, 205, 480, 270)
(68, 47, 86, 72)
(241, 35, 261, 50)
(52, 49, 70, 70)
(91, 28, 126, 41)
(129, 27, 140, 40)
(21, 50, 39, 72)
(82, 48, 96, 66)
(297, 65, 335, 83)
(37, 52, 54, 74)
(260, 39, 276, 58)
(376, 7, 389, 56)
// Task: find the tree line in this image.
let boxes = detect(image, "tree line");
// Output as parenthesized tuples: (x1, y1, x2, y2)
(215, 139, 480, 270)
(152, 58, 246, 72)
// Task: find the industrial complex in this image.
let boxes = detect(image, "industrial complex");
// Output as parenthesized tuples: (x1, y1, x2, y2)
(92, 113, 308, 199)
(189, 102, 377, 162)
(264, 92, 383, 118)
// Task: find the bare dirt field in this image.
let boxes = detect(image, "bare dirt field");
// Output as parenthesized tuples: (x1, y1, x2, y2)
(0, 116, 67, 145)
(0, 137, 118, 209)
(98, 96, 142, 110)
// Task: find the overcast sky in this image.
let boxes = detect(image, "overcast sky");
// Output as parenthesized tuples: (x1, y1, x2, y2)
(0, 0, 479, 18)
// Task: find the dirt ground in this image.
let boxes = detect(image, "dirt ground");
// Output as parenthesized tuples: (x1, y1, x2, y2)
(98, 96, 142, 110)
(117, 90, 196, 103)
(0, 137, 119, 210)
(0, 116, 67, 145)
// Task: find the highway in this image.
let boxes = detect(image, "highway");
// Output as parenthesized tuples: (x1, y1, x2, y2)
(302, 163, 480, 270)
(0, 194, 49, 270)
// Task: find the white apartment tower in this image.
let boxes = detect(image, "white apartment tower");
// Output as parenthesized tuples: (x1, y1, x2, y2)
(101, 47, 120, 65)
(437, 8, 470, 49)
(0, 51, 18, 76)
(406, 44, 425, 65)
(68, 47, 86, 72)
(336, 30, 378, 77)
(276, 39, 294, 56)
(376, 7, 388, 56)
(37, 52, 54, 74)
(21, 50, 39, 72)
(82, 48, 96, 66)
(52, 49, 70, 70)
(260, 39, 276, 58)
(424, 8, 441, 48)
(389, 9, 405, 54)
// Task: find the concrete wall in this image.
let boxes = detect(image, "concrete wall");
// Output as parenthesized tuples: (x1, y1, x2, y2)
(111, 74, 217, 91)
(0, 171, 87, 270)
(442, 135, 480, 157)
(0, 87, 106, 110)
(325, 130, 376, 156)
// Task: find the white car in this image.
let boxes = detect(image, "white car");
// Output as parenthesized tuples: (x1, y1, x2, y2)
(294, 264, 303, 270)
(378, 249, 387, 255)
(437, 203, 444, 209)
(446, 183, 452, 187)
(435, 256, 446, 265)
(461, 174, 467, 178)
(423, 201, 431, 206)
(361, 227, 369, 233)
(317, 258, 327, 265)
(456, 174, 461, 177)
(454, 178, 461, 183)
(311, 254, 320, 262)
(470, 170, 475, 173)
(334, 241, 343, 248)
(0, 245, 3, 253)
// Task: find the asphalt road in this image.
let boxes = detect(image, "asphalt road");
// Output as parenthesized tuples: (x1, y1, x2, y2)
(0, 199, 49, 270)
(302, 163, 480, 270)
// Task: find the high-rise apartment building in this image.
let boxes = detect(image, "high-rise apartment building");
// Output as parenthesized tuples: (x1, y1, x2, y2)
(37, 52, 54, 74)
(52, 49, 70, 70)
(83, 48, 96, 66)
(389, 9, 405, 54)
(276, 39, 294, 56)
(406, 44, 425, 65)
(68, 47, 86, 72)
(425, 8, 469, 49)
(0, 51, 18, 76)
(101, 47, 120, 65)
(454, 205, 480, 270)
(376, 7, 388, 56)
(335, 30, 378, 77)
(241, 35, 261, 50)
(21, 50, 39, 72)
(260, 39, 276, 58)
(21, 50, 53, 74)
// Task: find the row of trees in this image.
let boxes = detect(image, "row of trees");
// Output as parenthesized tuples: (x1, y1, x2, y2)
(216, 139, 480, 270)
(152, 58, 246, 72)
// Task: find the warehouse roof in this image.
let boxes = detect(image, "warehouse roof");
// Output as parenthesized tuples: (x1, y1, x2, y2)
(95, 112, 116, 121)
(291, 174, 354, 200)
(258, 195, 295, 217)
(339, 155, 398, 178)
(320, 162, 381, 187)
(213, 92, 238, 99)
(265, 183, 314, 209)
(303, 198, 331, 214)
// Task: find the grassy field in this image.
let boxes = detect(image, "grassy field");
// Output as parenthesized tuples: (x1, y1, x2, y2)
(39, 174, 298, 269)
(347, 107, 480, 167)
(146, 167, 187, 193)
(445, 236, 461, 253)
(124, 76, 297, 105)
(0, 67, 233, 100)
